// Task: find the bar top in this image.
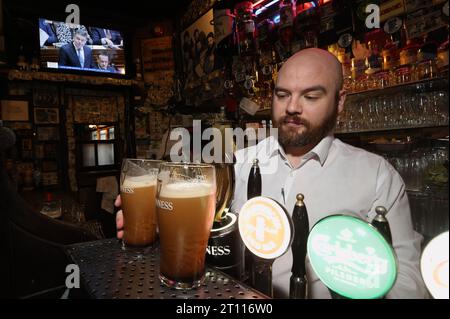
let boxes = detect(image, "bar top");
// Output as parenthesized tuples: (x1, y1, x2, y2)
(66, 239, 269, 299)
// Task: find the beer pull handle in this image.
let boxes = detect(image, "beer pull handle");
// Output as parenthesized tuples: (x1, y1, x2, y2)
(247, 159, 261, 200)
(371, 206, 392, 245)
(246, 158, 261, 286)
(289, 194, 309, 299)
(252, 257, 274, 298)
(368, 206, 392, 300)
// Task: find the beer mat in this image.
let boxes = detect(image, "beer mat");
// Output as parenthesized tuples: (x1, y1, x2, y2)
(66, 239, 270, 299)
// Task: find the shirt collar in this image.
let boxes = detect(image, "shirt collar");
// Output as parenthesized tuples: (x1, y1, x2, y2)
(265, 134, 334, 166)
(73, 43, 83, 52)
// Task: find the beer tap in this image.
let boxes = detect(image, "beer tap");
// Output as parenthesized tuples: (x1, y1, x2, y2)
(371, 206, 392, 245)
(289, 193, 309, 299)
(252, 256, 274, 297)
(327, 206, 393, 300)
(247, 159, 261, 199)
(246, 158, 261, 287)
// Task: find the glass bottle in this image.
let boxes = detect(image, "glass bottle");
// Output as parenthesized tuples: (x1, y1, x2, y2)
(214, 0, 237, 68)
(365, 41, 382, 75)
(235, 1, 257, 56)
(382, 36, 400, 72)
(437, 32, 449, 73)
(275, 0, 296, 61)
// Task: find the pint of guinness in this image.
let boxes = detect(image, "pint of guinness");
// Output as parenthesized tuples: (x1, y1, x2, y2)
(120, 159, 162, 247)
(156, 163, 217, 289)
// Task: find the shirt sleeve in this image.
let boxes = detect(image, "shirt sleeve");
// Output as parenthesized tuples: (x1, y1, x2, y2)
(371, 159, 429, 299)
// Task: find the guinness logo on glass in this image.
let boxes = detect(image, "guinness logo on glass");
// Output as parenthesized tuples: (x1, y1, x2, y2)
(120, 186, 134, 194)
(156, 199, 173, 211)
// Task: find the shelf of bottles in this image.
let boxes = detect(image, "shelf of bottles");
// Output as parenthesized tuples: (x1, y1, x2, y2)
(209, 1, 449, 134)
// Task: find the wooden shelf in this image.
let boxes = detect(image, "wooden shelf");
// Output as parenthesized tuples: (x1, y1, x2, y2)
(5, 69, 139, 87)
(335, 124, 449, 135)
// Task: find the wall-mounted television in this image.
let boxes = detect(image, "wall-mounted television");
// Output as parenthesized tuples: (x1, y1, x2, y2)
(38, 18, 126, 75)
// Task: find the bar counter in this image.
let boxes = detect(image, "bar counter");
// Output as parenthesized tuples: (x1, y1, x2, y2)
(65, 239, 269, 299)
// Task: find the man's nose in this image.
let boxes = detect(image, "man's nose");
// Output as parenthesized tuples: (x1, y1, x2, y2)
(286, 96, 302, 114)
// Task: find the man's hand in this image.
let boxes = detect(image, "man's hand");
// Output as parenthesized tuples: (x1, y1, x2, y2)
(102, 37, 115, 48)
(115, 195, 123, 239)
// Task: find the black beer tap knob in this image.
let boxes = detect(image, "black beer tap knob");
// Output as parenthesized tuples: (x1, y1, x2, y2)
(371, 206, 392, 245)
(289, 193, 309, 299)
(245, 158, 262, 286)
(247, 158, 261, 200)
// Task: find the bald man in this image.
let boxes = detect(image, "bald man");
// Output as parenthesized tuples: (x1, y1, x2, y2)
(231, 48, 428, 298)
(115, 49, 428, 298)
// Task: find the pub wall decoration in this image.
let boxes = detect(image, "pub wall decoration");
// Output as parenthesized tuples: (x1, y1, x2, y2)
(66, 89, 125, 192)
(181, 8, 224, 106)
(0, 100, 29, 121)
(72, 95, 119, 123)
(180, 0, 216, 30)
(32, 84, 60, 107)
(141, 36, 175, 107)
(34, 107, 59, 124)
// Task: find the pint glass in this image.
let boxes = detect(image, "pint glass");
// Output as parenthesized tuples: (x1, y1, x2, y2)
(156, 163, 216, 289)
(120, 159, 162, 247)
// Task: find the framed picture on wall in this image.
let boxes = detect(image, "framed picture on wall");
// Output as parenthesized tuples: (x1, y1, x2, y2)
(37, 126, 60, 141)
(33, 85, 60, 107)
(34, 107, 59, 124)
(0, 100, 29, 121)
(181, 8, 215, 82)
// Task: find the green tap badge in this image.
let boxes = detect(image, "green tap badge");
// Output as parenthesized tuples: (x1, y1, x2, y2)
(307, 215, 397, 299)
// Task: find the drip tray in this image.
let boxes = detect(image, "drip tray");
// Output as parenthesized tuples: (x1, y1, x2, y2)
(66, 239, 269, 299)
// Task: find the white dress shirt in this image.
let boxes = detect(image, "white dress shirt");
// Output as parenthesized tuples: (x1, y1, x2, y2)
(232, 135, 428, 299)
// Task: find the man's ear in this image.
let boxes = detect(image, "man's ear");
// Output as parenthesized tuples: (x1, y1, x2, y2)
(337, 89, 346, 114)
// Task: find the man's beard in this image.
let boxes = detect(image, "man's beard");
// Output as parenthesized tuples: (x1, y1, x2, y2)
(274, 107, 338, 148)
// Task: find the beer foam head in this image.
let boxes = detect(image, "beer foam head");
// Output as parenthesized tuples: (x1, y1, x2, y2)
(160, 182, 215, 198)
(122, 175, 157, 189)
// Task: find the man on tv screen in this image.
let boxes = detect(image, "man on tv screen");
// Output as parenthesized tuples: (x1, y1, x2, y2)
(95, 51, 116, 73)
(90, 27, 123, 49)
(58, 28, 94, 69)
(39, 19, 57, 47)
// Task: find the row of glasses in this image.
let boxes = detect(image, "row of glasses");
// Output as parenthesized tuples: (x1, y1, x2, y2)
(120, 159, 216, 290)
(386, 146, 448, 193)
(337, 90, 449, 133)
(409, 191, 449, 243)
(386, 146, 449, 241)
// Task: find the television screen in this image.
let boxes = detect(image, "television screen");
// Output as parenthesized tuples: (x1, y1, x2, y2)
(38, 18, 126, 75)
